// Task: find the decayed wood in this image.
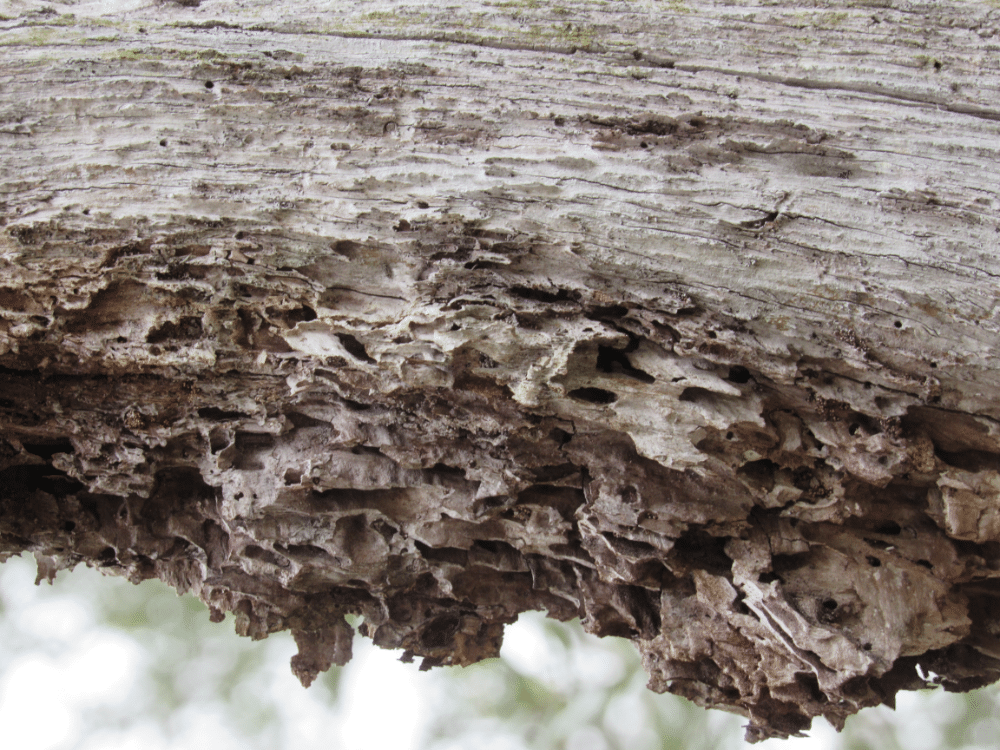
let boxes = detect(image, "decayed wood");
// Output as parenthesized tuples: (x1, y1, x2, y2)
(3, 0, 1000, 740)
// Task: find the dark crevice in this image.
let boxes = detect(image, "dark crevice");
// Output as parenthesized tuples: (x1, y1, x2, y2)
(0, 464, 86, 498)
(568, 387, 617, 404)
(150, 467, 214, 507)
(725, 365, 752, 384)
(738, 459, 778, 492)
(341, 398, 372, 411)
(414, 541, 468, 566)
(738, 211, 779, 230)
(935, 447, 1000, 473)
(286, 411, 330, 429)
(335, 333, 375, 363)
(275, 543, 336, 563)
(596, 345, 655, 384)
(510, 286, 580, 305)
(430, 462, 466, 478)
(549, 427, 573, 446)
(679, 386, 719, 403)
(586, 305, 629, 320)
(864, 537, 893, 550)
(421, 615, 460, 648)
(266, 305, 317, 328)
(197, 407, 249, 421)
(372, 519, 397, 543)
(474, 495, 511, 514)
(209, 427, 230, 453)
(470, 539, 519, 556)
(873, 521, 902, 536)
(529, 462, 578, 482)
(146, 316, 204, 343)
(21, 438, 74, 460)
(517, 484, 585, 519)
(668, 530, 732, 576)
(244, 545, 289, 568)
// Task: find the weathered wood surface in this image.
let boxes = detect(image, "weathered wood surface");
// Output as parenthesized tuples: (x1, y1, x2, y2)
(2, 0, 1000, 740)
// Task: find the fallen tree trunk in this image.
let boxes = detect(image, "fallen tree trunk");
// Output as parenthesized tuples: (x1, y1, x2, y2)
(3, 0, 1000, 740)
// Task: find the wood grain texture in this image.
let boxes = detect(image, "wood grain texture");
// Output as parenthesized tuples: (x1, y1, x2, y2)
(2, 0, 1000, 740)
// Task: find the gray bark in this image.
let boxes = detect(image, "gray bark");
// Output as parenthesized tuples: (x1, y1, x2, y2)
(3, 0, 1000, 740)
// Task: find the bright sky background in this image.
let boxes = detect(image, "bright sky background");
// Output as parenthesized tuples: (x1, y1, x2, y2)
(0, 554, 950, 750)
(0, 554, 437, 750)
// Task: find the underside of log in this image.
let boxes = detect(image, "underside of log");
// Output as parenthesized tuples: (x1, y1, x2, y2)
(3, 0, 1000, 741)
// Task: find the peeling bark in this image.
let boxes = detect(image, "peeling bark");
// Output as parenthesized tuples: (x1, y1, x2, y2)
(3, 0, 1000, 740)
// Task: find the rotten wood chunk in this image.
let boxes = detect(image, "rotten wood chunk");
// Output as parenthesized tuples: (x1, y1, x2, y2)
(3, 0, 1000, 740)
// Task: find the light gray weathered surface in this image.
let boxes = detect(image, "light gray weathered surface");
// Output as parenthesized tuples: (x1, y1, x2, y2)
(2, 0, 1000, 740)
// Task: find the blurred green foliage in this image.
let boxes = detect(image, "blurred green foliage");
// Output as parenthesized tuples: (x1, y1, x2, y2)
(425, 615, 741, 750)
(1, 555, 998, 750)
